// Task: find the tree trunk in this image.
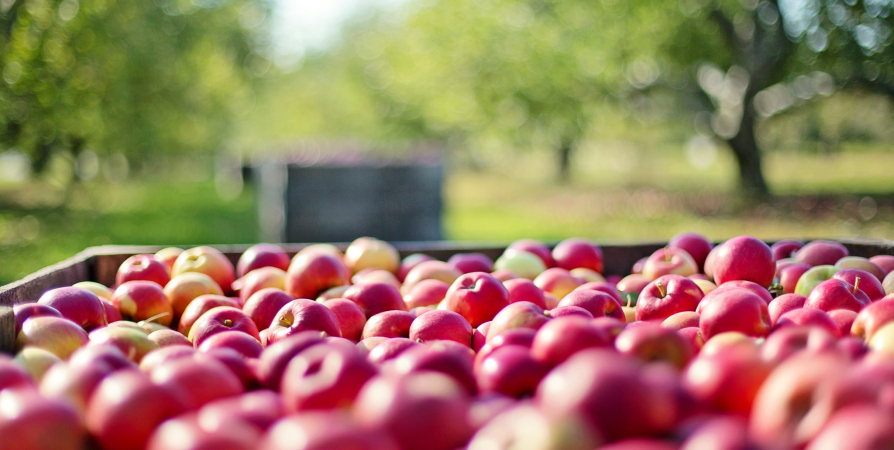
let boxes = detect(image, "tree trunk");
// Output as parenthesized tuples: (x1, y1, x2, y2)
(557, 139, 573, 183)
(726, 88, 770, 199)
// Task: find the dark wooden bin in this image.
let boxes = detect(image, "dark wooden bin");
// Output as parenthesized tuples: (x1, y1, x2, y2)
(2, 238, 894, 354)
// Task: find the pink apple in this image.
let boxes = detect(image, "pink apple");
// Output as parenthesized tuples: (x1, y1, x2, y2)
(39, 358, 117, 419)
(281, 344, 377, 411)
(771, 240, 803, 261)
(0, 387, 85, 450)
(806, 405, 894, 450)
(189, 306, 261, 347)
(265, 300, 341, 345)
(614, 323, 694, 369)
(285, 252, 351, 300)
(111, 281, 173, 327)
(255, 331, 327, 390)
(870, 255, 894, 276)
(660, 311, 700, 330)
(774, 308, 841, 337)
(321, 298, 367, 342)
(154, 247, 183, 273)
(530, 316, 611, 366)
(557, 290, 625, 322)
(87, 327, 158, 363)
(546, 305, 593, 319)
(343, 281, 407, 318)
(486, 301, 549, 341)
(38, 287, 108, 331)
(711, 236, 775, 288)
(760, 326, 836, 365)
(147, 329, 191, 348)
(362, 310, 415, 339)
(852, 298, 894, 341)
(804, 278, 871, 313)
(235, 267, 286, 302)
(490, 269, 519, 282)
(237, 243, 290, 278)
(198, 389, 285, 432)
(635, 274, 703, 322)
(403, 279, 451, 309)
(242, 288, 294, 331)
(398, 253, 435, 283)
(698, 288, 771, 339)
(408, 310, 473, 346)
(768, 293, 807, 326)
(683, 344, 773, 415)
(552, 238, 604, 273)
(0, 355, 37, 391)
(177, 294, 240, 335)
(151, 357, 243, 409)
(138, 346, 196, 373)
(476, 345, 550, 398)
(641, 247, 698, 280)
(669, 232, 713, 271)
(444, 272, 510, 328)
(616, 274, 651, 296)
(474, 328, 537, 370)
(533, 268, 584, 300)
(263, 410, 396, 450)
(448, 253, 494, 274)
(829, 309, 858, 336)
(198, 330, 263, 358)
(367, 338, 421, 364)
(779, 264, 812, 294)
(795, 240, 849, 266)
(172, 246, 236, 295)
(402, 260, 463, 292)
(146, 413, 257, 450)
(833, 269, 886, 301)
(386, 342, 477, 395)
(100, 298, 122, 324)
(835, 256, 886, 281)
(507, 239, 556, 268)
(573, 281, 625, 304)
(116, 254, 171, 288)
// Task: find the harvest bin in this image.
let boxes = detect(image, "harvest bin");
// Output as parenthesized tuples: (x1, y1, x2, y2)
(2, 238, 893, 354)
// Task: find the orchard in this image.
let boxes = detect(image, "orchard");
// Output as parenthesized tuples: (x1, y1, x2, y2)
(3, 235, 894, 449)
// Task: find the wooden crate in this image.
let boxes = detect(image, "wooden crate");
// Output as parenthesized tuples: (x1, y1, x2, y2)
(2, 238, 893, 354)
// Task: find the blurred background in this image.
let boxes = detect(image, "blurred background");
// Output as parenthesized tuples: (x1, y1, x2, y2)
(2, 0, 894, 284)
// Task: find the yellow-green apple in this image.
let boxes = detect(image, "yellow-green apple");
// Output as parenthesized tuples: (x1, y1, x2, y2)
(507, 238, 556, 268)
(711, 236, 775, 288)
(189, 306, 261, 347)
(869, 321, 894, 353)
(485, 302, 548, 341)
(467, 403, 598, 450)
(768, 293, 807, 326)
(870, 255, 894, 276)
(344, 237, 400, 274)
(794, 265, 841, 297)
(17, 316, 89, 359)
(448, 253, 494, 274)
(398, 253, 435, 282)
(683, 344, 772, 415)
(403, 279, 450, 309)
(795, 240, 849, 266)
(164, 272, 224, 321)
(106, 321, 151, 335)
(886, 271, 894, 295)
(242, 288, 294, 331)
(116, 255, 170, 288)
(698, 288, 771, 339)
(13, 347, 62, 381)
(362, 310, 415, 339)
(237, 243, 290, 278)
(774, 308, 841, 337)
(286, 252, 351, 300)
(13, 303, 62, 337)
(197, 330, 263, 358)
(635, 274, 703, 322)
(265, 300, 340, 345)
(853, 298, 894, 341)
(0, 387, 85, 450)
(692, 279, 717, 295)
(828, 309, 858, 336)
(87, 327, 158, 363)
(557, 290, 625, 322)
(147, 329, 190, 348)
(804, 279, 870, 313)
(154, 247, 184, 273)
(263, 410, 396, 450)
(352, 268, 401, 289)
(771, 240, 803, 261)
(343, 281, 407, 318)
(615, 323, 695, 369)
(660, 311, 700, 331)
(760, 326, 836, 365)
(546, 305, 593, 319)
(177, 295, 240, 335)
(502, 278, 546, 309)
(255, 332, 327, 390)
(835, 256, 886, 281)
(570, 268, 605, 283)
(408, 310, 473, 346)
(779, 263, 812, 294)
(172, 246, 236, 295)
(833, 269, 886, 301)
(530, 317, 611, 366)
(476, 345, 551, 398)
(281, 344, 378, 412)
(552, 238, 604, 274)
(145, 413, 257, 450)
(642, 247, 698, 280)
(316, 285, 350, 302)
(445, 272, 510, 328)
(367, 337, 421, 364)
(72, 281, 113, 300)
(669, 232, 714, 272)
(111, 281, 173, 327)
(494, 249, 547, 280)
(234, 267, 286, 303)
(353, 372, 473, 450)
(38, 287, 108, 331)
(386, 341, 477, 395)
(534, 268, 584, 300)
(150, 356, 243, 410)
(321, 298, 366, 343)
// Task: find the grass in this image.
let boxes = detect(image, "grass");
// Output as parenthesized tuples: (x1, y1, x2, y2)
(1, 147, 893, 285)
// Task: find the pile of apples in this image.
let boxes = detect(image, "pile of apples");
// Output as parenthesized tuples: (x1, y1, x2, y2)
(3, 235, 894, 450)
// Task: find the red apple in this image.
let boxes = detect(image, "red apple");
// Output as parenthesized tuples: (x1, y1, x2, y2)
(403, 279, 450, 309)
(491, 269, 519, 282)
(829, 309, 858, 336)
(573, 281, 625, 304)
(242, 288, 294, 331)
(486, 301, 549, 341)
(530, 316, 612, 366)
(768, 293, 807, 326)
(614, 323, 694, 369)
(702, 280, 773, 307)
(552, 238, 604, 273)
(448, 253, 494, 274)
(771, 240, 803, 261)
(557, 290, 625, 322)
(281, 344, 378, 411)
(870, 255, 894, 276)
(678, 327, 705, 353)
(111, 281, 172, 327)
(474, 328, 537, 370)
(467, 403, 598, 450)
(138, 346, 196, 373)
(343, 282, 407, 318)
(760, 326, 836, 365)
(804, 278, 871, 313)
(806, 405, 894, 450)
(795, 240, 849, 266)
(198, 389, 285, 432)
(698, 288, 771, 339)
(546, 305, 593, 319)
(198, 330, 263, 358)
(398, 253, 435, 283)
(16, 316, 89, 359)
(0, 355, 37, 391)
(635, 274, 703, 322)
(352, 268, 401, 289)
(263, 410, 397, 450)
(533, 268, 584, 300)
(507, 239, 556, 268)
(476, 345, 551, 398)
(69, 345, 133, 371)
(444, 272, 510, 328)
(0, 387, 85, 450)
(321, 298, 367, 342)
(774, 308, 841, 337)
(835, 256, 886, 281)
(362, 310, 415, 339)
(408, 310, 473, 346)
(235, 267, 286, 302)
(641, 247, 699, 280)
(154, 247, 183, 273)
(367, 338, 421, 364)
(285, 252, 351, 300)
(151, 356, 243, 409)
(172, 246, 236, 295)
(87, 327, 158, 363)
(316, 285, 350, 302)
(265, 300, 340, 345)
(255, 331, 327, 390)
(164, 272, 224, 321)
(146, 413, 257, 450)
(402, 260, 463, 293)
(13, 303, 62, 337)
(189, 306, 261, 347)
(177, 294, 240, 335)
(37, 287, 107, 331)
(833, 269, 886, 301)
(779, 264, 812, 294)
(116, 254, 170, 289)
(99, 298, 122, 324)
(668, 232, 713, 271)
(387, 341, 477, 394)
(711, 236, 775, 288)
(683, 344, 773, 415)
(237, 243, 290, 278)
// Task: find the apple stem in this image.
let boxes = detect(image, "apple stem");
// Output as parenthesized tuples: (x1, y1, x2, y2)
(656, 281, 666, 298)
(138, 312, 171, 326)
(854, 277, 861, 295)
(626, 294, 633, 308)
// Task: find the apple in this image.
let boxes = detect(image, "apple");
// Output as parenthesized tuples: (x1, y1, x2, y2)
(151, 356, 244, 409)
(632, 257, 648, 274)
(835, 256, 886, 281)
(703, 247, 718, 280)
(343, 281, 407, 318)
(669, 232, 713, 272)
(570, 268, 606, 283)
(635, 274, 703, 322)
(255, 331, 327, 390)
(552, 238, 604, 274)
(72, 281, 113, 300)
(530, 316, 611, 366)
(774, 308, 841, 337)
(444, 272, 510, 328)
(316, 285, 350, 302)
(870, 255, 894, 276)
(408, 309, 473, 346)
(148, 329, 191, 348)
(886, 271, 894, 295)
(507, 238, 556, 268)
(353, 372, 473, 450)
(794, 265, 841, 297)
(99, 298, 123, 324)
(198, 389, 285, 433)
(172, 246, 236, 295)
(12, 347, 62, 381)
(39, 359, 117, 418)
(154, 247, 183, 273)
(367, 338, 421, 364)
(771, 240, 803, 261)
(779, 263, 812, 294)
(265, 300, 340, 345)
(698, 288, 771, 339)
(68, 345, 133, 371)
(557, 290, 625, 322)
(768, 293, 807, 326)
(163, 272, 226, 325)
(242, 288, 294, 331)
(448, 253, 494, 274)
(146, 413, 257, 450)
(692, 279, 717, 295)
(13, 303, 63, 337)
(404, 279, 451, 309)
(573, 281, 624, 304)
(853, 298, 894, 341)
(344, 237, 400, 274)
(86, 369, 189, 450)
(794, 240, 849, 266)
(491, 269, 519, 282)
(614, 323, 694, 369)
(387, 342, 477, 395)
(467, 403, 598, 450)
(87, 327, 158, 363)
(534, 268, 584, 300)
(398, 253, 435, 282)
(189, 306, 261, 347)
(494, 249, 547, 280)
(0, 387, 85, 450)
(868, 321, 894, 353)
(321, 298, 366, 342)
(177, 294, 240, 335)
(699, 332, 759, 358)
(17, 316, 88, 359)
(138, 346, 196, 373)
(804, 278, 871, 313)
(234, 267, 286, 302)
(485, 301, 549, 341)
(294, 243, 344, 261)
(660, 311, 700, 330)
(110, 281, 172, 327)
(474, 328, 537, 370)
(263, 410, 397, 450)
(285, 252, 351, 300)
(641, 247, 699, 280)
(546, 305, 593, 319)
(281, 344, 377, 412)
(0, 355, 37, 391)
(116, 254, 170, 288)
(806, 405, 894, 450)
(833, 269, 886, 301)
(617, 274, 651, 297)
(683, 344, 773, 415)
(828, 309, 858, 336)
(237, 243, 290, 278)
(37, 287, 107, 331)
(362, 310, 416, 339)
(760, 326, 836, 365)
(197, 330, 263, 358)
(711, 236, 775, 288)
(476, 345, 551, 398)
(356, 337, 388, 356)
